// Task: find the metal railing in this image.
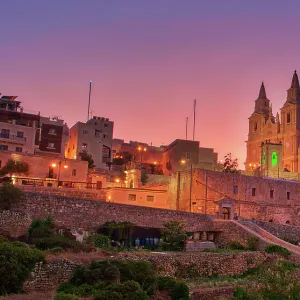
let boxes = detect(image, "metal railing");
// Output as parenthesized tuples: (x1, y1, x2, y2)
(0, 133, 26, 141)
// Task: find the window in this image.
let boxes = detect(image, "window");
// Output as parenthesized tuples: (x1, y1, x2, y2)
(287, 112, 291, 123)
(254, 122, 257, 131)
(0, 145, 8, 150)
(103, 134, 107, 138)
(186, 152, 191, 159)
(252, 188, 256, 197)
(128, 194, 136, 201)
(72, 169, 76, 176)
(49, 128, 56, 134)
(287, 192, 290, 200)
(82, 130, 88, 135)
(1, 129, 9, 138)
(94, 122, 98, 126)
(104, 123, 108, 128)
(47, 142, 55, 149)
(272, 152, 278, 166)
(233, 185, 238, 194)
(82, 143, 87, 149)
(146, 195, 154, 202)
(16, 131, 24, 138)
(270, 190, 274, 198)
(67, 148, 70, 153)
(95, 130, 101, 137)
(16, 147, 22, 153)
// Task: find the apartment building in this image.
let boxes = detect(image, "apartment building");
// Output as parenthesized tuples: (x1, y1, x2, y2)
(66, 116, 114, 169)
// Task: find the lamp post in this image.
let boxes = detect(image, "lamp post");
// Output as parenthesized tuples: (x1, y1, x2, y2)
(137, 146, 147, 162)
(51, 161, 68, 186)
(180, 159, 193, 212)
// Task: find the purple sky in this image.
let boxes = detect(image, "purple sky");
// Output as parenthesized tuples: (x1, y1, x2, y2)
(1, 0, 300, 167)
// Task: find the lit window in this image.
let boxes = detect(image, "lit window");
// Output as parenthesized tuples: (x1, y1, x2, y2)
(146, 195, 154, 202)
(72, 169, 76, 176)
(49, 128, 56, 134)
(16, 147, 22, 153)
(252, 188, 256, 197)
(128, 194, 136, 201)
(82, 143, 87, 149)
(270, 190, 274, 198)
(47, 142, 55, 149)
(287, 192, 290, 200)
(272, 152, 278, 166)
(233, 185, 238, 194)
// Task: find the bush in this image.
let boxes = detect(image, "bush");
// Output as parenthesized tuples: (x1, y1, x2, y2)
(28, 217, 54, 238)
(157, 276, 189, 300)
(227, 241, 245, 250)
(88, 234, 110, 249)
(247, 236, 259, 251)
(94, 290, 123, 300)
(265, 244, 291, 257)
(57, 282, 95, 297)
(54, 294, 79, 300)
(0, 236, 8, 243)
(157, 276, 176, 290)
(48, 246, 65, 254)
(0, 241, 45, 294)
(0, 183, 24, 210)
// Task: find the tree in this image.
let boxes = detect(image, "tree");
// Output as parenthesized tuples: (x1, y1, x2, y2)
(0, 183, 24, 210)
(78, 150, 95, 168)
(0, 159, 29, 177)
(160, 221, 186, 251)
(223, 153, 238, 173)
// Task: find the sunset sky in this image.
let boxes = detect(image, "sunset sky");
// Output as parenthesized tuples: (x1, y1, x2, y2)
(1, 1, 300, 168)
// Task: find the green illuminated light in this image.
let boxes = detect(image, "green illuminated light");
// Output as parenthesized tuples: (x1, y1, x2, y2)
(272, 152, 278, 166)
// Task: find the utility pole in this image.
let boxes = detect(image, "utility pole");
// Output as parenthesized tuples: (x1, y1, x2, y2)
(87, 80, 92, 122)
(193, 99, 196, 141)
(185, 117, 188, 140)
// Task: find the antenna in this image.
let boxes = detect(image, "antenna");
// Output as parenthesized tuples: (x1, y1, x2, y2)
(193, 99, 196, 141)
(87, 80, 92, 122)
(185, 117, 188, 140)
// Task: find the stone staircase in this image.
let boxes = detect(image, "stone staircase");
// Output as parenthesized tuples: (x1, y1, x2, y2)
(234, 220, 300, 255)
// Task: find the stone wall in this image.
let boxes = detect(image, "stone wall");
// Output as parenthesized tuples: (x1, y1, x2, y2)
(23, 252, 268, 292)
(251, 219, 300, 242)
(191, 287, 234, 300)
(2, 191, 214, 237)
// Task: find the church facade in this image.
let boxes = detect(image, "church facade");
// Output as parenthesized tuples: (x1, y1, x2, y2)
(246, 71, 300, 172)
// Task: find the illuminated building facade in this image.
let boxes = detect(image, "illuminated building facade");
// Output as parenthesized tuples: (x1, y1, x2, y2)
(246, 71, 300, 172)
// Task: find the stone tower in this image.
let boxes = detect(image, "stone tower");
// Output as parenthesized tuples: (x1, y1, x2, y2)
(260, 141, 283, 177)
(246, 71, 300, 173)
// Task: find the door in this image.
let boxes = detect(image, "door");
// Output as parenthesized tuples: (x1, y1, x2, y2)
(222, 207, 230, 220)
(96, 181, 102, 189)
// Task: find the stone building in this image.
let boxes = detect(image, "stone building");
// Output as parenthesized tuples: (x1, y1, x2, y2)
(246, 70, 300, 172)
(65, 116, 114, 169)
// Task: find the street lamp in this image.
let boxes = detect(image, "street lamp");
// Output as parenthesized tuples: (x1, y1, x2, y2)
(51, 161, 68, 185)
(180, 159, 193, 213)
(137, 146, 147, 162)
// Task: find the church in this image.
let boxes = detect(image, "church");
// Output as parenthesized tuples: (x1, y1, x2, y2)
(246, 70, 300, 173)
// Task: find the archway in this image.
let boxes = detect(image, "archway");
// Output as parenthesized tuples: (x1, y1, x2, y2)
(222, 207, 230, 220)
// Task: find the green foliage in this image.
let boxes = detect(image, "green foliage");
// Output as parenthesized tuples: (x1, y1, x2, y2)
(247, 236, 260, 251)
(78, 150, 95, 168)
(161, 221, 186, 251)
(0, 159, 29, 176)
(227, 241, 245, 250)
(28, 216, 54, 238)
(0, 241, 45, 294)
(88, 234, 110, 249)
(48, 246, 65, 254)
(232, 287, 249, 300)
(0, 236, 8, 243)
(141, 172, 148, 185)
(0, 183, 24, 210)
(223, 153, 238, 173)
(157, 276, 189, 300)
(265, 244, 291, 257)
(54, 294, 79, 300)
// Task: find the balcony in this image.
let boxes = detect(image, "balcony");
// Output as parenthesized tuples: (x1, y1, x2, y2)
(45, 173, 57, 179)
(0, 133, 26, 144)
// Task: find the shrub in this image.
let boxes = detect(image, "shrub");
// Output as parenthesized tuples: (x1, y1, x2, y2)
(54, 294, 79, 300)
(265, 244, 291, 257)
(157, 276, 176, 290)
(94, 291, 123, 300)
(48, 246, 65, 254)
(0, 236, 8, 243)
(161, 221, 186, 251)
(0, 241, 45, 294)
(28, 216, 54, 238)
(0, 183, 24, 210)
(156, 276, 189, 300)
(88, 234, 110, 249)
(247, 236, 260, 251)
(227, 241, 245, 250)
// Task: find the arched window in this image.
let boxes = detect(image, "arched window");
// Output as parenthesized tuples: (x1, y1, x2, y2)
(287, 112, 291, 123)
(286, 220, 290, 224)
(254, 122, 258, 131)
(272, 152, 278, 166)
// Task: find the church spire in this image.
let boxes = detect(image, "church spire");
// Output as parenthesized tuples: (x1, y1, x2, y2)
(258, 82, 267, 99)
(291, 70, 300, 88)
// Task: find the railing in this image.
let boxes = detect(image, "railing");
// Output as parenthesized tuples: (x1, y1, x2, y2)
(45, 173, 57, 179)
(0, 133, 26, 142)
